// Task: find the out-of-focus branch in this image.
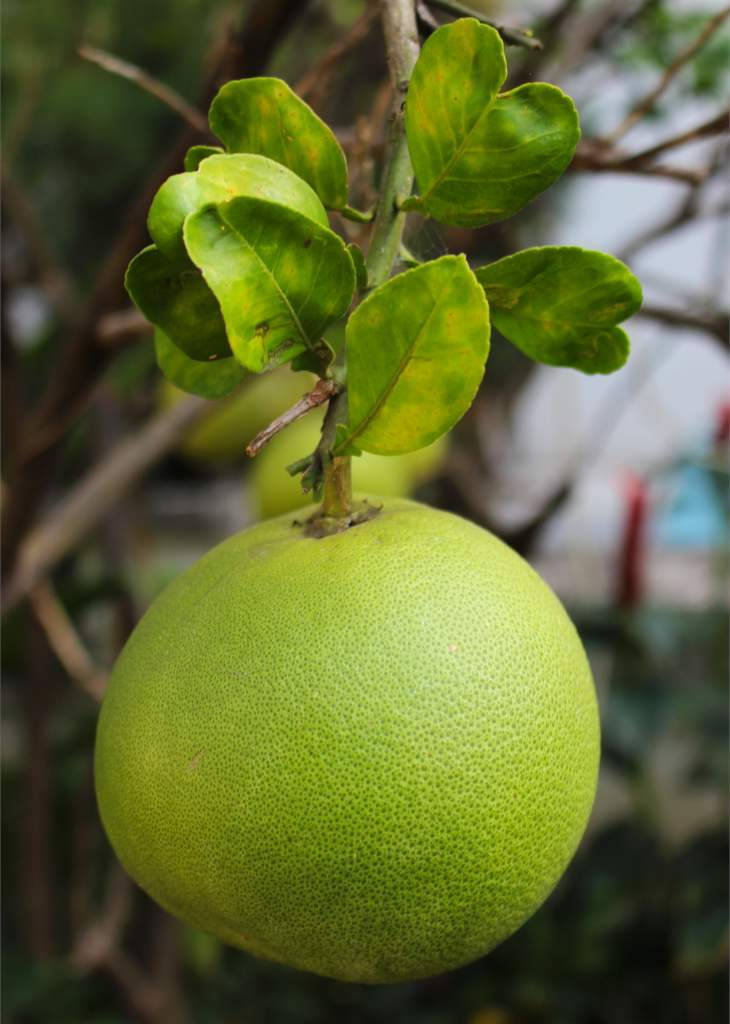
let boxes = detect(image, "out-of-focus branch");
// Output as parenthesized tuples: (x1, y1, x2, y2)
(3, 395, 211, 613)
(2, 165, 82, 325)
(78, 45, 208, 133)
(72, 866, 177, 1023)
(424, 0, 543, 49)
(1, 0, 308, 578)
(618, 110, 729, 167)
(96, 308, 151, 346)
(571, 142, 707, 185)
(608, 6, 730, 144)
(29, 580, 107, 702)
(620, 196, 728, 261)
(637, 304, 729, 347)
(295, 3, 379, 109)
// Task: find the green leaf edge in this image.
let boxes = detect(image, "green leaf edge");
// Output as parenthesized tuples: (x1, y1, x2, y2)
(334, 253, 490, 456)
(208, 76, 350, 211)
(475, 245, 643, 375)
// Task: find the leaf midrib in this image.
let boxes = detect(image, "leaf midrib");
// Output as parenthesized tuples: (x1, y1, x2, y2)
(220, 208, 311, 352)
(337, 280, 444, 451)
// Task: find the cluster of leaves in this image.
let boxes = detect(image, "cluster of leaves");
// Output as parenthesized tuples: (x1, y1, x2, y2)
(126, 18, 642, 474)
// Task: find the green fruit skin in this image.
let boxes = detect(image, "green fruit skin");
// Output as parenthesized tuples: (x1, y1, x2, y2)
(94, 498, 600, 984)
(252, 413, 446, 519)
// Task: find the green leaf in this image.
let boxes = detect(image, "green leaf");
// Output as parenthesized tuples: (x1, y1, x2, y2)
(125, 246, 229, 361)
(183, 198, 355, 373)
(198, 154, 328, 226)
(154, 329, 246, 398)
(403, 19, 580, 227)
(335, 255, 490, 456)
(148, 153, 327, 260)
(209, 77, 349, 210)
(183, 145, 223, 172)
(347, 243, 368, 291)
(475, 246, 643, 374)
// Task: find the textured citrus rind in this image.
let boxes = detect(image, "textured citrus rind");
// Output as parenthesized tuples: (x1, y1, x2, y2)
(95, 497, 599, 983)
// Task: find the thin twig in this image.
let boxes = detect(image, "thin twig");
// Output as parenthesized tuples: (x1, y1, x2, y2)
(619, 195, 729, 262)
(29, 580, 108, 702)
(71, 866, 165, 1023)
(637, 304, 729, 347)
(96, 308, 151, 346)
(608, 6, 730, 144)
(3, 394, 212, 613)
(424, 0, 543, 50)
(246, 378, 337, 457)
(618, 110, 729, 167)
(2, 164, 82, 326)
(295, 4, 379, 109)
(571, 143, 707, 185)
(78, 45, 208, 133)
(2, 0, 307, 577)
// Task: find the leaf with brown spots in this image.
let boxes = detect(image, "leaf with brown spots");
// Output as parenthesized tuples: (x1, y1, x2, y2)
(475, 247, 642, 374)
(335, 256, 490, 456)
(209, 78, 349, 210)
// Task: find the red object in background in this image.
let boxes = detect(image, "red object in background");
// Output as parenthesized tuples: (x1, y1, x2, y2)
(713, 400, 730, 451)
(616, 472, 648, 609)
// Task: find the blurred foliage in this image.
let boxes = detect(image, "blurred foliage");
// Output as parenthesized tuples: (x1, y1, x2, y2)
(2, 0, 232, 280)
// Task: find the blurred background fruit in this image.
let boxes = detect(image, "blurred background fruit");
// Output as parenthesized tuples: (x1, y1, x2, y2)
(159, 368, 315, 465)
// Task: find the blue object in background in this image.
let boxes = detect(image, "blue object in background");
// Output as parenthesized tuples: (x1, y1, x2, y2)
(653, 452, 728, 549)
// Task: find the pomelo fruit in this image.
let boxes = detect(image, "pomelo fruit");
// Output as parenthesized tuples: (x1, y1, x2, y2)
(159, 368, 314, 465)
(94, 498, 599, 984)
(251, 413, 446, 519)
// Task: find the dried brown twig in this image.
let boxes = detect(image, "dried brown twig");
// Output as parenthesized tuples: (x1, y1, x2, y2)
(78, 45, 208, 133)
(246, 378, 337, 457)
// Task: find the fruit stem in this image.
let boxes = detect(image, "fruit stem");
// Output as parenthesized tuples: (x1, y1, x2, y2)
(320, 389, 352, 520)
(322, 456, 352, 519)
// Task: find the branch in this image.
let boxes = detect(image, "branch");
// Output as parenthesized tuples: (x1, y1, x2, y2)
(608, 6, 730, 144)
(2, 165, 82, 326)
(95, 307, 151, 346)
(637, 303, 729, 347)
(424, 0, 543, 50)
(78, 45, 208, 133)
(29, 580, 107, 701)
(3, 394, 212, 613)
(571, 142, 707, 185)
(618, 110, 729, 167)
(294, 4, 379, 109)
(620, 196, 728, 261)
(1, 0, 309, 576)
(366, 1, 421, 288)
(246, 378, 337, 457)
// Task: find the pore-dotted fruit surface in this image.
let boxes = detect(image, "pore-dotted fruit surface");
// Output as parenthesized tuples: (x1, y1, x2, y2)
(94, 498, 599, 983)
